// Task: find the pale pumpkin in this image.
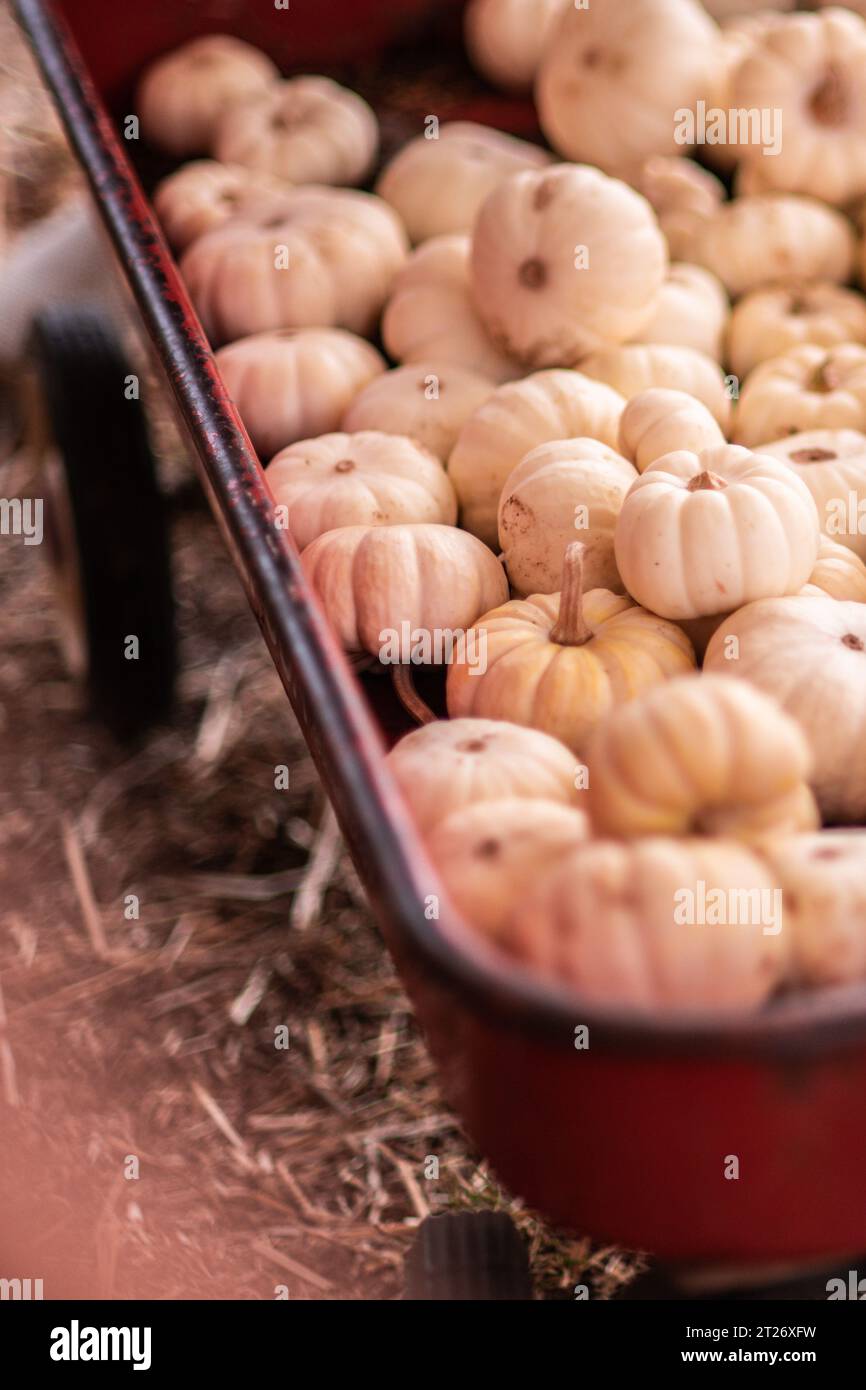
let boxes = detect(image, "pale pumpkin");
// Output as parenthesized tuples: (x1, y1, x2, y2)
(760, 831, 866, 987)
(385, 717, 581, 834)
(535, 0, 720, 180)
(153, 161, 295, 253)
(502, 837, 788, 1010)
(300, 523, 507, 659)
(760, 428, 866, 559)
(216, 329, 385, 460)
(704, 595, 866, 822)
(579, 344, 732, 432)
(470, 164, 667, 369)
(447, 369, 626, 548)
(447, 544, 695, 755)
(615, 444, 820, 619)
(689, 195, 855, 298)
(634, 157, 725, 263)
(381, 235, 520, 385)
(341, 362, 494, 462)
(375, 121, 550, 243)
(618, 388, 725, 473)
(180, 189, 408, 345)
(213, 76, 378, 187)
(463, 0, 569, 92)
(136, 35, 278, 157)
(734, 345, 866, 450)
(726, 283, 866, 381)
(801, 536, 866, 602)
(586, 673, 818, 842)
(426, 798, 587, 939)
(734, 8, 866, 207)
(629, 263, 730, 363)
(497, 439, 637, 596)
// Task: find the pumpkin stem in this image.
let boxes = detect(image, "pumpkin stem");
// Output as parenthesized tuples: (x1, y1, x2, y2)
(392, 663, 437, 726)
(550, 542, 593, 647)
(687, 470, 727, 492)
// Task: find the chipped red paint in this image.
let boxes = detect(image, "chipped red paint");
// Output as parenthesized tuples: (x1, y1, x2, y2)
(15, 0, 866, 1263)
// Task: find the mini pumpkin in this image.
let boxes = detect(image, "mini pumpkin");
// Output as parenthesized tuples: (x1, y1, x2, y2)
(497, 439, 637, 596)
(634, 156, 725, 262)
(586, 673, 818, 842)
(265, 433, 456, 549)
(153, 161, 295, 253)
(375, 121, 550, 243)
(578, 344, 732, 432)
(760, 831, 866, 987)
(704, 595, 866, 823)
(463, 0, 569, 92)
(448, 369, 626, 548)
(689, 195, 855, 298)
(733, 345, 866, 449)
(213, 76, 378, 187)
(180, 189, 407, 345)
(136, 35, 278, 157)
(301, 523, 507, 659)
(216, 329, 385, 460)
(759, 428, 866, 558)
(470, 164, 667, 369)
(801, 536, 866, 602)
(614, 444, 819, 619)
(385, 717, 581, 833)
(629, 263, 730, 363)
(502, 837, 788, 1010)
(341, 362, 494, 462)
(535, 0, 720, 180)
(381, 235, 520, 385)
(446, 543, 695, 754)
(426, 798, 587, 939)
(618, 388, 725, 473)
(726, 283, 866, 382)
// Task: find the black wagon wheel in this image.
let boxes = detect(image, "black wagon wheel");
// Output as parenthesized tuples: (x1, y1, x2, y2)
(405, 1212, 533, 1300)
(28, 305, 176, 740)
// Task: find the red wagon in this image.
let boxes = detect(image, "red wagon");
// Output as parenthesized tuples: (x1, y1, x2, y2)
(13, 0, 866, 1295)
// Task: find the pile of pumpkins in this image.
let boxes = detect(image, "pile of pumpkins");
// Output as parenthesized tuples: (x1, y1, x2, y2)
(140, 0, 866, 1014)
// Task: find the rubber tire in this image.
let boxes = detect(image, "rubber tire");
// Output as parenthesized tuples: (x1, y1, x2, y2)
(30, 306, 176, 740)
(405, 1212, 533, 1300)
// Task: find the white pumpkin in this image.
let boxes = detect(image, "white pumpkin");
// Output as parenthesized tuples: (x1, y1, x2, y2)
(586, 673, 818, 842)
(153, 161, 295, 252)
(463, 0, 569, 92)
(381, 235, 520, 385)
(704, 595, 866, 823)
(136, 35, 278, 157)
(734, 8, 866, 207)
(385, 717, 581, 833)
(497, 438, 637, 596)
(448, 369, 626, 548)
(689, 195, 855, 298)
(726, 283, 866, 381)
(629, 263, 730, 363)
(535, 0, 720, 180)
(216, 329, 385, 460)
(759, 428, 866, 558)
(341, 363, 493, 462)
(213, 76, 378, 187)
(618, 388, 725, 473)
(426, 798, 587, 939)
(265, 433, 456, 549)
(801, 535, 866, 602)
(733, 345, 866, 449)
(635, 156, 725, 262)
(180, 189, 408, 345)
(375, 121, 550, 243)
(579, 344, 732, 432)
(615, 443, 820, 619)
(470, 164, 667, 369)
(502, 837, 789, 1010)
(761, 831, 866, 987)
